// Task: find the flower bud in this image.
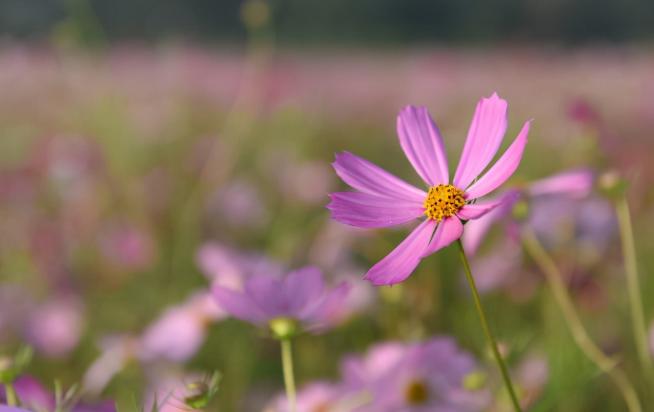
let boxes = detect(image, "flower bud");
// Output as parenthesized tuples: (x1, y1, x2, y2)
(597, 170, 628, 200)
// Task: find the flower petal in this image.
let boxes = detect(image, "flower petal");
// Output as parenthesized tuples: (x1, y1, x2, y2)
(333, 152, 426, 202)
(244, 275, 287, 316)
(327, 192, 424, 228)
(464, 120, 530, 200)
(397, 106, 450, 186)
(211, 285, 266, 324)
(422, 216, 463, 257)
(457, 194, 516, 221)
(301, 281, 351, 330)
(528, 169, 594, 198)
(453, 93, 508, 189)
(284, 266, 325, 313)
(461, 191, 521, 255)
(364, 220, 436, 286)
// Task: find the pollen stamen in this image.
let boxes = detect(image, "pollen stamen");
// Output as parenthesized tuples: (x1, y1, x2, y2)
(423, 184, 466, 221)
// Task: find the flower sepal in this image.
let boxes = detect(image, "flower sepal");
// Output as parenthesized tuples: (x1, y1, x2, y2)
(511, 198, 530, 222)
(269, 317, 300, 341)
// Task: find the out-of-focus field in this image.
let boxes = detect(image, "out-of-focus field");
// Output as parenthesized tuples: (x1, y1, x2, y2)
(2, 46, 654, 411)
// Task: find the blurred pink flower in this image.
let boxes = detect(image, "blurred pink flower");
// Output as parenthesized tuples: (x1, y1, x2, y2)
(84, 292, 223, 394)
(212, 266, 350, 333)
(1, 376, 115, 412)
(329, 93, 530, 285)
(139, 292, 224, 363)
(342, 338, 489, 412)
(25, 297, 84, 358)
(99, 224, 155, 271)
(27, 136, 104, 194)
(83, 336, 138, 395)
(267, 382, 344, 412)
(263, 151, 334, 205)
(196, 242, 285, 289)
(463, 169, 614, 302)
(0, 286, 33, 344)
(2, 377, 53, 412)
(567, 98, 601, 126)
(206, 179, 269, 229)
(515, 354, 549, 408)
(463, 169, 595, 255)
(341, 342, 406, 389)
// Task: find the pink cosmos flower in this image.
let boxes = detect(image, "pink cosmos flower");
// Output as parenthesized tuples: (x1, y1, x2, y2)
(196, 242, 285, 289)
(138, 292, 224, 363)
(1, 376, 115, 412)
(212, 266, 350, 333)
(83, 292, 223, 395)
(341, 338, 489, 412)
(267, 382, 344, 412)
(25, 297, 84, 359)
(328, 93, 530, 285)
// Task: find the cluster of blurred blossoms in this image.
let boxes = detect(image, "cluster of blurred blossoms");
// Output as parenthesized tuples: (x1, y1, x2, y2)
(266, 338, 490, 412)
(0, 76, 642, 412)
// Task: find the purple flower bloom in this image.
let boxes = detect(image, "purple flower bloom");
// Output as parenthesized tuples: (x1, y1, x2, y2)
(84, 292, 223, 394)
(1, 377, 53, 412)
(1, 376, 115, 412)
(461, 169, 613, 300)
(342, 338, 489, 412)
(83, 336, 137, 395)
(25, 297, 84, 359)
(462, 169, 595, 255)
(328, 93, 530, 285)
(267, 382, 344, 412)
(212, 266, 350, 333)
(138, 292, 224, 363)
(99, 224, 155, 271)
(197, 242, 285, 289)
(0, 407, 31, 412)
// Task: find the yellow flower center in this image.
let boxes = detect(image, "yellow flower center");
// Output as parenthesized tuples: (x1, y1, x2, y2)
(404, 379, 429, 405)
(423, 184, 466, 221)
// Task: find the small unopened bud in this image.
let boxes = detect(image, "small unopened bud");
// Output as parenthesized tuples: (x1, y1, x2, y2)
(0, 356, 14, 383)
(598, 170, 627, 200)
(0, 347, 33, 384)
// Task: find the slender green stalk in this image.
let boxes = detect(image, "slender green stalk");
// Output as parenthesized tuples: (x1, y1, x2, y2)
(522, 228, 642, 412)
(280, 338, 297, 412)
(616, 196, 654, 380)
(5, 383, 18, 406)
(456, 240, 522, 412)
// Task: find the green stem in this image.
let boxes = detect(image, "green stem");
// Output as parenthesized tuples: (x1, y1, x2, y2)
(280, 338, 297, 412)
(5, 383, 18, 406)
(616, 196, 654, 381)
(522, 227, 642, 412)
(456, 240, 522, 412)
